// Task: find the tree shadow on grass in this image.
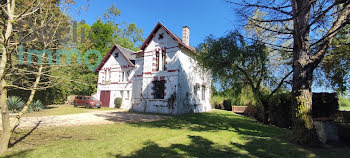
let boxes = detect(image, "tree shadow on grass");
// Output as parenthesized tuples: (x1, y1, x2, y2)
(115, 135, 246, 158)
(44, 106, 58, 110)
(114, 134, 320, 158)
(1, 149, 34, 158)
(129, 112, 283, 137)
(93, 111, 169, 123)
(123, 112, 350, 157)
(9, 121, 41, 148)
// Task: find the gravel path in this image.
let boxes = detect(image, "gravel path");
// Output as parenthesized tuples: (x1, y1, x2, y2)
(4, 110, 169, 129)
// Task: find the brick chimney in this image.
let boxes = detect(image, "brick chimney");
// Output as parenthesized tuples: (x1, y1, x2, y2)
(182, 26, 190, 46)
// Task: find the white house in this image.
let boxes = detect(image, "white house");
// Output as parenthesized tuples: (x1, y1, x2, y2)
(95, 22, 211, 114)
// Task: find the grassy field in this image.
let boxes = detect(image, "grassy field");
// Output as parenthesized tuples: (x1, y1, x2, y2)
(2, 110, 349, 158)
(339, 97, 350, 111)
(22, 105, 116, 117)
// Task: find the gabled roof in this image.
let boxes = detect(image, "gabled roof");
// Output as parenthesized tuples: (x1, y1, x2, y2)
(116, 45, 136, 60)
(140, 22, 197, 53)
(95, 45, 136, 72)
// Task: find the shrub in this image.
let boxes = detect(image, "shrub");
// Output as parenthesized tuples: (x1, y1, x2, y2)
(114, 97, 122, 108)
(312, 93, 339, 118)
(214, 103, 223, 109)
(223, 99, 232, 111)
(28, 100, 46, 112)
(268, 92, 292, 128)
(211, 95, 224, 107)
(339, 95, 350, 109)
(254, 105, 265, 123)
(7, 97, 46, 113)
(7, 96, 25, 113)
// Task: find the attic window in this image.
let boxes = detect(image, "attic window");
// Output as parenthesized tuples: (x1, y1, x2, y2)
(158, 32, 164, 40)
(114, 52, 119, 58)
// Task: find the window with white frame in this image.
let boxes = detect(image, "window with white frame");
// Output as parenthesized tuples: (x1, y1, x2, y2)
(194, 83, 200, 96)
(156, 51, 160, 71)
(201, 85, 206, 100)
(162, 50, 166, 70)
(126, 91, 129, 100)
(103, 69, 111, 83)
(155, 50, 166, 71)
(122, 71, 125, 82)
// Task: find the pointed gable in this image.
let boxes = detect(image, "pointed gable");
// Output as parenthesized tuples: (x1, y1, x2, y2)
(140, 22, 196, 53)
(95, 45, 136, 72)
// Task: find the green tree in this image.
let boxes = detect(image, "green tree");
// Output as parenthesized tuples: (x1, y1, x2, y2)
(90, 18, 114, 56)
(231, 0, 350, 145)
(322, 25, 350, 92)
(45, 5, 144, 104)
(198, 31, 292, 123)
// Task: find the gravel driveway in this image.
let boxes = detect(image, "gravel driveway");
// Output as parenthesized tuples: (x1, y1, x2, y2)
(5, 110, 169, 129)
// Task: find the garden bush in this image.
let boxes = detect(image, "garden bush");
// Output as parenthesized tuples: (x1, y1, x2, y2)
(223, 99, 232, 111)
(114, 97, 122, 108)
(7, 96, 25, 113)
(214, 103, 223, 109)
(7, 96, 46, 113)
(28, 100, 46, 112)
(338, 95, 350, 111)
(268, 92, 292, 128)
(312, 93, 339, 118)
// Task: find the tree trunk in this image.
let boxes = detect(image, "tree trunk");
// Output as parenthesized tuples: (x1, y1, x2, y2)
(290, 0, 319, 145)
(0, 1, 14, 153)
(261, 100, 269, 124)
(0, 80, 10, 153)
(291, 59, 319, 145)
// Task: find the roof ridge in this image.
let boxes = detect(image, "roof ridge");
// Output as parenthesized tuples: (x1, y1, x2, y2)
(115, 44, 136, 53)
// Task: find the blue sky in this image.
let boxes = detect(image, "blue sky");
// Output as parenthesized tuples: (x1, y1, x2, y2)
(67, 0, 339, 93)
(68, 0, 237, 47)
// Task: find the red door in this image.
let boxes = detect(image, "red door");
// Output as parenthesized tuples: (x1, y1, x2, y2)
(100, 91, 110, 107)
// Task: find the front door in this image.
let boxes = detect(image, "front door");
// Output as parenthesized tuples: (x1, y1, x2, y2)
(100, 91, 111, 107)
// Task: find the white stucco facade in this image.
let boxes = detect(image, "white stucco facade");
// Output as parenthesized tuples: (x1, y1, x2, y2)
(96, 23, 211, 114)
(96, 46, 134, 109)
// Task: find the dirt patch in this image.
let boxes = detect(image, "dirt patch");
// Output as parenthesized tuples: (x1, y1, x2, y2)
(2, 110, 170, 129)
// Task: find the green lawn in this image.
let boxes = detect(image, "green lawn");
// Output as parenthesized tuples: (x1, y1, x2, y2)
(3, 110, 350, 158)
(340, 106, 350, 111)
(339, 97, 350, 111)
(22, 105, 116, 117)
